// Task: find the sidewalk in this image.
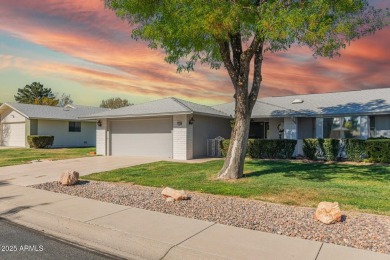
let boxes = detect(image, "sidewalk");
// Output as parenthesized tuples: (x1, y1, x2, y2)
(1, 183, 388, 260)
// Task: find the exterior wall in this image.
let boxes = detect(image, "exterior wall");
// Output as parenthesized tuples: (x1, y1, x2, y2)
(0, 107, 27, 147)
(297, 118, 315, 139)
(173, 114, 193, 160)
(0, 108, 26, 123)
(360, 116, 369, 139)
(374, 115, 390, 138)
(37, 120, 96, 147)
(96, 119, 107, 155)
(284, 117, 297, 140)
(268, 118, 283, 139)
(315, 118, 323, 138)
(192, 115, 231, 158)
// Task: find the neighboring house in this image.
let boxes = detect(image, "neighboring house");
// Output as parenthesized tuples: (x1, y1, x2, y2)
(84, 88, 390, 160)
(0, 103, 108, 148)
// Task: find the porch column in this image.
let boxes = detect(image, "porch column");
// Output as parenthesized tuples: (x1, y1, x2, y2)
(360, 116, 369, 139)
(315, 118, 323, 138)
(96, 119, 107, 155)
(173, 115, 193, 160)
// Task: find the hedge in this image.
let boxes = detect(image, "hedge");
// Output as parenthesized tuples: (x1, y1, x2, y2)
(27, 135, 54, 148)
(302, 138, 323, 160)
(365, 139, 390, 163)
(323, 139, 340, 161)
(221, 139, 297, 159)
(345, 139, 366, 162)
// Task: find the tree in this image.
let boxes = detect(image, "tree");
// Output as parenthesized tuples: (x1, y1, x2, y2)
(58, 93, 74, 107)
(100, 97, 132, 109)
(106, 0, 389, 179)
(14, 82, 57, 105)
(33, 97, 59, 106)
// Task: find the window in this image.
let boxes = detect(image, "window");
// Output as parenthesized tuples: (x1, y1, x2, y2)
(249, 122, 269, 139)
(323, 116, 360, 139)
(69, 122, 81, 132)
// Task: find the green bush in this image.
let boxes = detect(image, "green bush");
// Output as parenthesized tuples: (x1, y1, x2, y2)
(323, 139, 340, 161)
(27, 135, 54, 148)
(222, 139, 297, 159)
(220, 139, 230, 157)
(302, 138, 319, 160)
(365, 139, 390, 163)
(345, 139, 366, 162)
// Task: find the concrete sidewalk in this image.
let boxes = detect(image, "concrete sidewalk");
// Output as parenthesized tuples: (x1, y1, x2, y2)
(0, 183, 388, 260)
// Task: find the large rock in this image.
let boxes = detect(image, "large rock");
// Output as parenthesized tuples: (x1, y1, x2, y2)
(314, 201, 342, 224)
(59, 170, 79, 186)
(162, 187, 189, 201)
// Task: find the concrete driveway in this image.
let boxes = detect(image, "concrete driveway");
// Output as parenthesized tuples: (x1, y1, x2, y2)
(0, 156, 162, 186)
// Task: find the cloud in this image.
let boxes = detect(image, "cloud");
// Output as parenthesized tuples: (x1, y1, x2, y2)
(0, 0, 389, 104)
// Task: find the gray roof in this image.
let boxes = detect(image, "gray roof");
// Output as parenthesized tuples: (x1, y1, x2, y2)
(214, 88, 390, 118)
(82, 97, 229, 119)
(0, 102, 108, 121)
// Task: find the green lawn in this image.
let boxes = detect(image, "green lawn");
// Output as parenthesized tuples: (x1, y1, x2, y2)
(0, 148, 96, 167)
(83, 160, 390, 215)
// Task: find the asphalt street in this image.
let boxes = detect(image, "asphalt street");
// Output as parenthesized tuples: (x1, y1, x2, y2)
(0, 219, 120, 260)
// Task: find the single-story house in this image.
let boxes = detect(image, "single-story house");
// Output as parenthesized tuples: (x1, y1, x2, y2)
(83, 88, 390, 160)
(81, 97, 232, 159)
(0, 103, 108, 148)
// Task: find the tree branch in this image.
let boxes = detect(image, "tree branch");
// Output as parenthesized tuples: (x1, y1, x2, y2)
(249, 40, 264, 110)
(218, 40, 238, 90)
(241, 34, 263, 64)
(229, 32, 242, 73)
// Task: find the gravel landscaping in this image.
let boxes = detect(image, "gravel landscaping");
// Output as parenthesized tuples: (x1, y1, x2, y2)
(31, 181, 390, 254)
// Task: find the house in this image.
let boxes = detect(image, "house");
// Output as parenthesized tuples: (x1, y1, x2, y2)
(0, 103, 108, 148)
(84, 88, 390, 160)
(81, 97, 231, 159)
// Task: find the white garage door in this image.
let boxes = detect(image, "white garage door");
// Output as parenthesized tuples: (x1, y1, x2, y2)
(111, 118, 173, 158)
(1, 123, 26, 147)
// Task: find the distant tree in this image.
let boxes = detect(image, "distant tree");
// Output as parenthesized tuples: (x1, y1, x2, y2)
(33, 97, 59, 106)
(58, 93, 74, 107)
(15, 82, 57, 105)
(100, 97, 132, 109)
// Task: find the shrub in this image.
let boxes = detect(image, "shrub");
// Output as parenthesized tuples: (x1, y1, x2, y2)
(345, 139, 366, 162)
(323, 139, 340, 161)
(302, 138, 318, 160)
(27, 135, 54, 148)
(365, 139, 390, 163)
(220, 139, 230, 157)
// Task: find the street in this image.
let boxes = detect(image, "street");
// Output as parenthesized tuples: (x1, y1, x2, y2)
(0, 219, 120, 260)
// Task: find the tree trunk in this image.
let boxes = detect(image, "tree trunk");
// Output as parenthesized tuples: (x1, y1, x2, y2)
(218, 96, 252, 179)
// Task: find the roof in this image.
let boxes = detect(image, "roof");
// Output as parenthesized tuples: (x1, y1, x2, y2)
(213, 88, 390, 118)
(0, 102, 109, 121)
(82, 97, 229, 119)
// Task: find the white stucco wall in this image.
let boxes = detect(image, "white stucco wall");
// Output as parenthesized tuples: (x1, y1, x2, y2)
(96, 119, 107, 155)
(0, 108, 26, 123)
(37, 120, 96, 147)
(268, 118, 283, 139)
(284, 117, 297, 140)
(173, 114, 193, 160)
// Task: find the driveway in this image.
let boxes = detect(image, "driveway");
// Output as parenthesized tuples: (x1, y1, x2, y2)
(0, 156, 162, 186)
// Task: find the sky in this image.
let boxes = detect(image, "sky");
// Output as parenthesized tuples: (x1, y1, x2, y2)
(0, 0, 389, 106)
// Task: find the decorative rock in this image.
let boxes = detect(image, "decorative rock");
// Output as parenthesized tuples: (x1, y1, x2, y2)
(59, 170, 79, 186)
(161, 187, 188, 201)
(314, 201, 342, 224)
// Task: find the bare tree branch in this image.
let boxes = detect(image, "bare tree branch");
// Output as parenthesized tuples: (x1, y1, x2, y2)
(249, 41, 264, 110)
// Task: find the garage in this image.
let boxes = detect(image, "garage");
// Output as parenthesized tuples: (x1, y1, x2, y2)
(110, 117, 173, 157)
(1, 122, 26, 147)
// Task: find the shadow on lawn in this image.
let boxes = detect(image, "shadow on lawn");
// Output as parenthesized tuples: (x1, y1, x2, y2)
(244, 160, 390, 182)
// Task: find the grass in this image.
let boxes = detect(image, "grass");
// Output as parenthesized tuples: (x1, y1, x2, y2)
(83, 159, 390, 215)
(0, 147, 96, 167)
